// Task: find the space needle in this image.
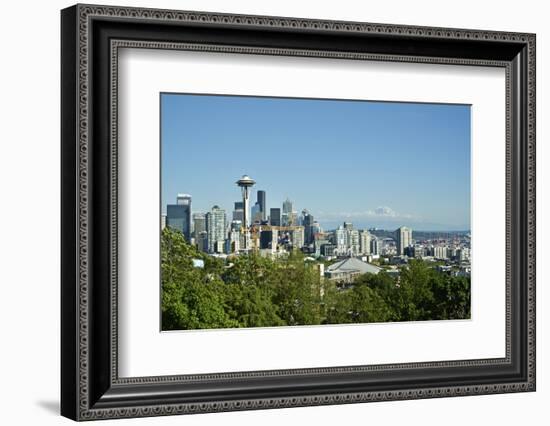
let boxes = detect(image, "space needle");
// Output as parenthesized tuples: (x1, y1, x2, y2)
(236, 174, 256, 251)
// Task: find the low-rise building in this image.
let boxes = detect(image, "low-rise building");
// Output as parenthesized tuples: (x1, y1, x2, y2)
(325, 257, 381, 283)
(320, 243, 337, 257)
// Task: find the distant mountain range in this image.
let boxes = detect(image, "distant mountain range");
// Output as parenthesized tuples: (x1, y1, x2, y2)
(318, 219, 470, 234)
(366, 229, 470, 240)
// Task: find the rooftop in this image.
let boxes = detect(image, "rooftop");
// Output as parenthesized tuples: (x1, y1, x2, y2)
(326, 257, 382, 275)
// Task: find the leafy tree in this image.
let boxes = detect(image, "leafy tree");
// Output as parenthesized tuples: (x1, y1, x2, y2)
(269, 252, 324, 326)
(161, 228, 237, 330)
(431, 275, 471, 319)
(396, 259, 436, 321)
(349, 283, 392, 323)
(353, 272, 402, 321)
(323, 288, 353, 324)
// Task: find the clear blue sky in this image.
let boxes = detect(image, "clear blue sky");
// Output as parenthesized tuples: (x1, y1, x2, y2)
(161, 93, 471, 231)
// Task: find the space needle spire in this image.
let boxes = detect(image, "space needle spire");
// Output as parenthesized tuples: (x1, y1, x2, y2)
(236, 174, 256, 250)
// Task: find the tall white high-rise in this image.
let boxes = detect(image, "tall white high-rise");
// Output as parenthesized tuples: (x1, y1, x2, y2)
(360, 230, 372, 255)
(434, 245, 448, 259)
(370, 237, 380, 255)
(335, 222, 360, 256)
(335, 225, 346, 254)
(206, 205, 226, 253)
(348, 228, 360, 255)
(395, 226, 413, 255)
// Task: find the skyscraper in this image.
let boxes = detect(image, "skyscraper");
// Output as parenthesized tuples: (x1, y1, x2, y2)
(302, 210, 315, 246)
(370, 237, 380, 255)
(166, 194, 191, 240)
(206, 205, 226, 253)
(257, 190, 266, 221)
(227, 225, 242, 253)
(395, 226, 413, 255)
(228, 220, 243, 253)
(196, 231, 208, 252)
(282, 198, 294, 226)
(335, 225, 346, 254)
(270, 208, 281, 226)
(291, 226, 304, 249)
(348, 228, 360, 255)
(251, 202, 262, 224)
(434, 245, 448, 259)
(192, 212, 206, 241)
(232, 201, 244, 222)
(334, 222, 359, 255)
(360, 230, 372, 255)
(283, 198, 293, 214)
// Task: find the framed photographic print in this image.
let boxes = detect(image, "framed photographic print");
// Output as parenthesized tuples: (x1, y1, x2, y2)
(61, 4, 536, 421)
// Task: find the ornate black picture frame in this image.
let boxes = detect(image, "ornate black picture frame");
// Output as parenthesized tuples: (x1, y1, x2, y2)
(61, 4, 536, 421)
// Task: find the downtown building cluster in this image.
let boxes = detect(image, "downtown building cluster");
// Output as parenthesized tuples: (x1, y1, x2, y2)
(162, 176, 384, 259)
(368, 228, 471, 277)
(163, 190, 331, 257)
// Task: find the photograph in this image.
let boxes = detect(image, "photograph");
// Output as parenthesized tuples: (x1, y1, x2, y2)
(160, 93, 472, 331)
(58, 4, 536, 420)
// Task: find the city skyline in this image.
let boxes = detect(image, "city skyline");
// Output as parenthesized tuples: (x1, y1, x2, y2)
(161, 93, 471, 231)
(161, 178, 471, 272)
